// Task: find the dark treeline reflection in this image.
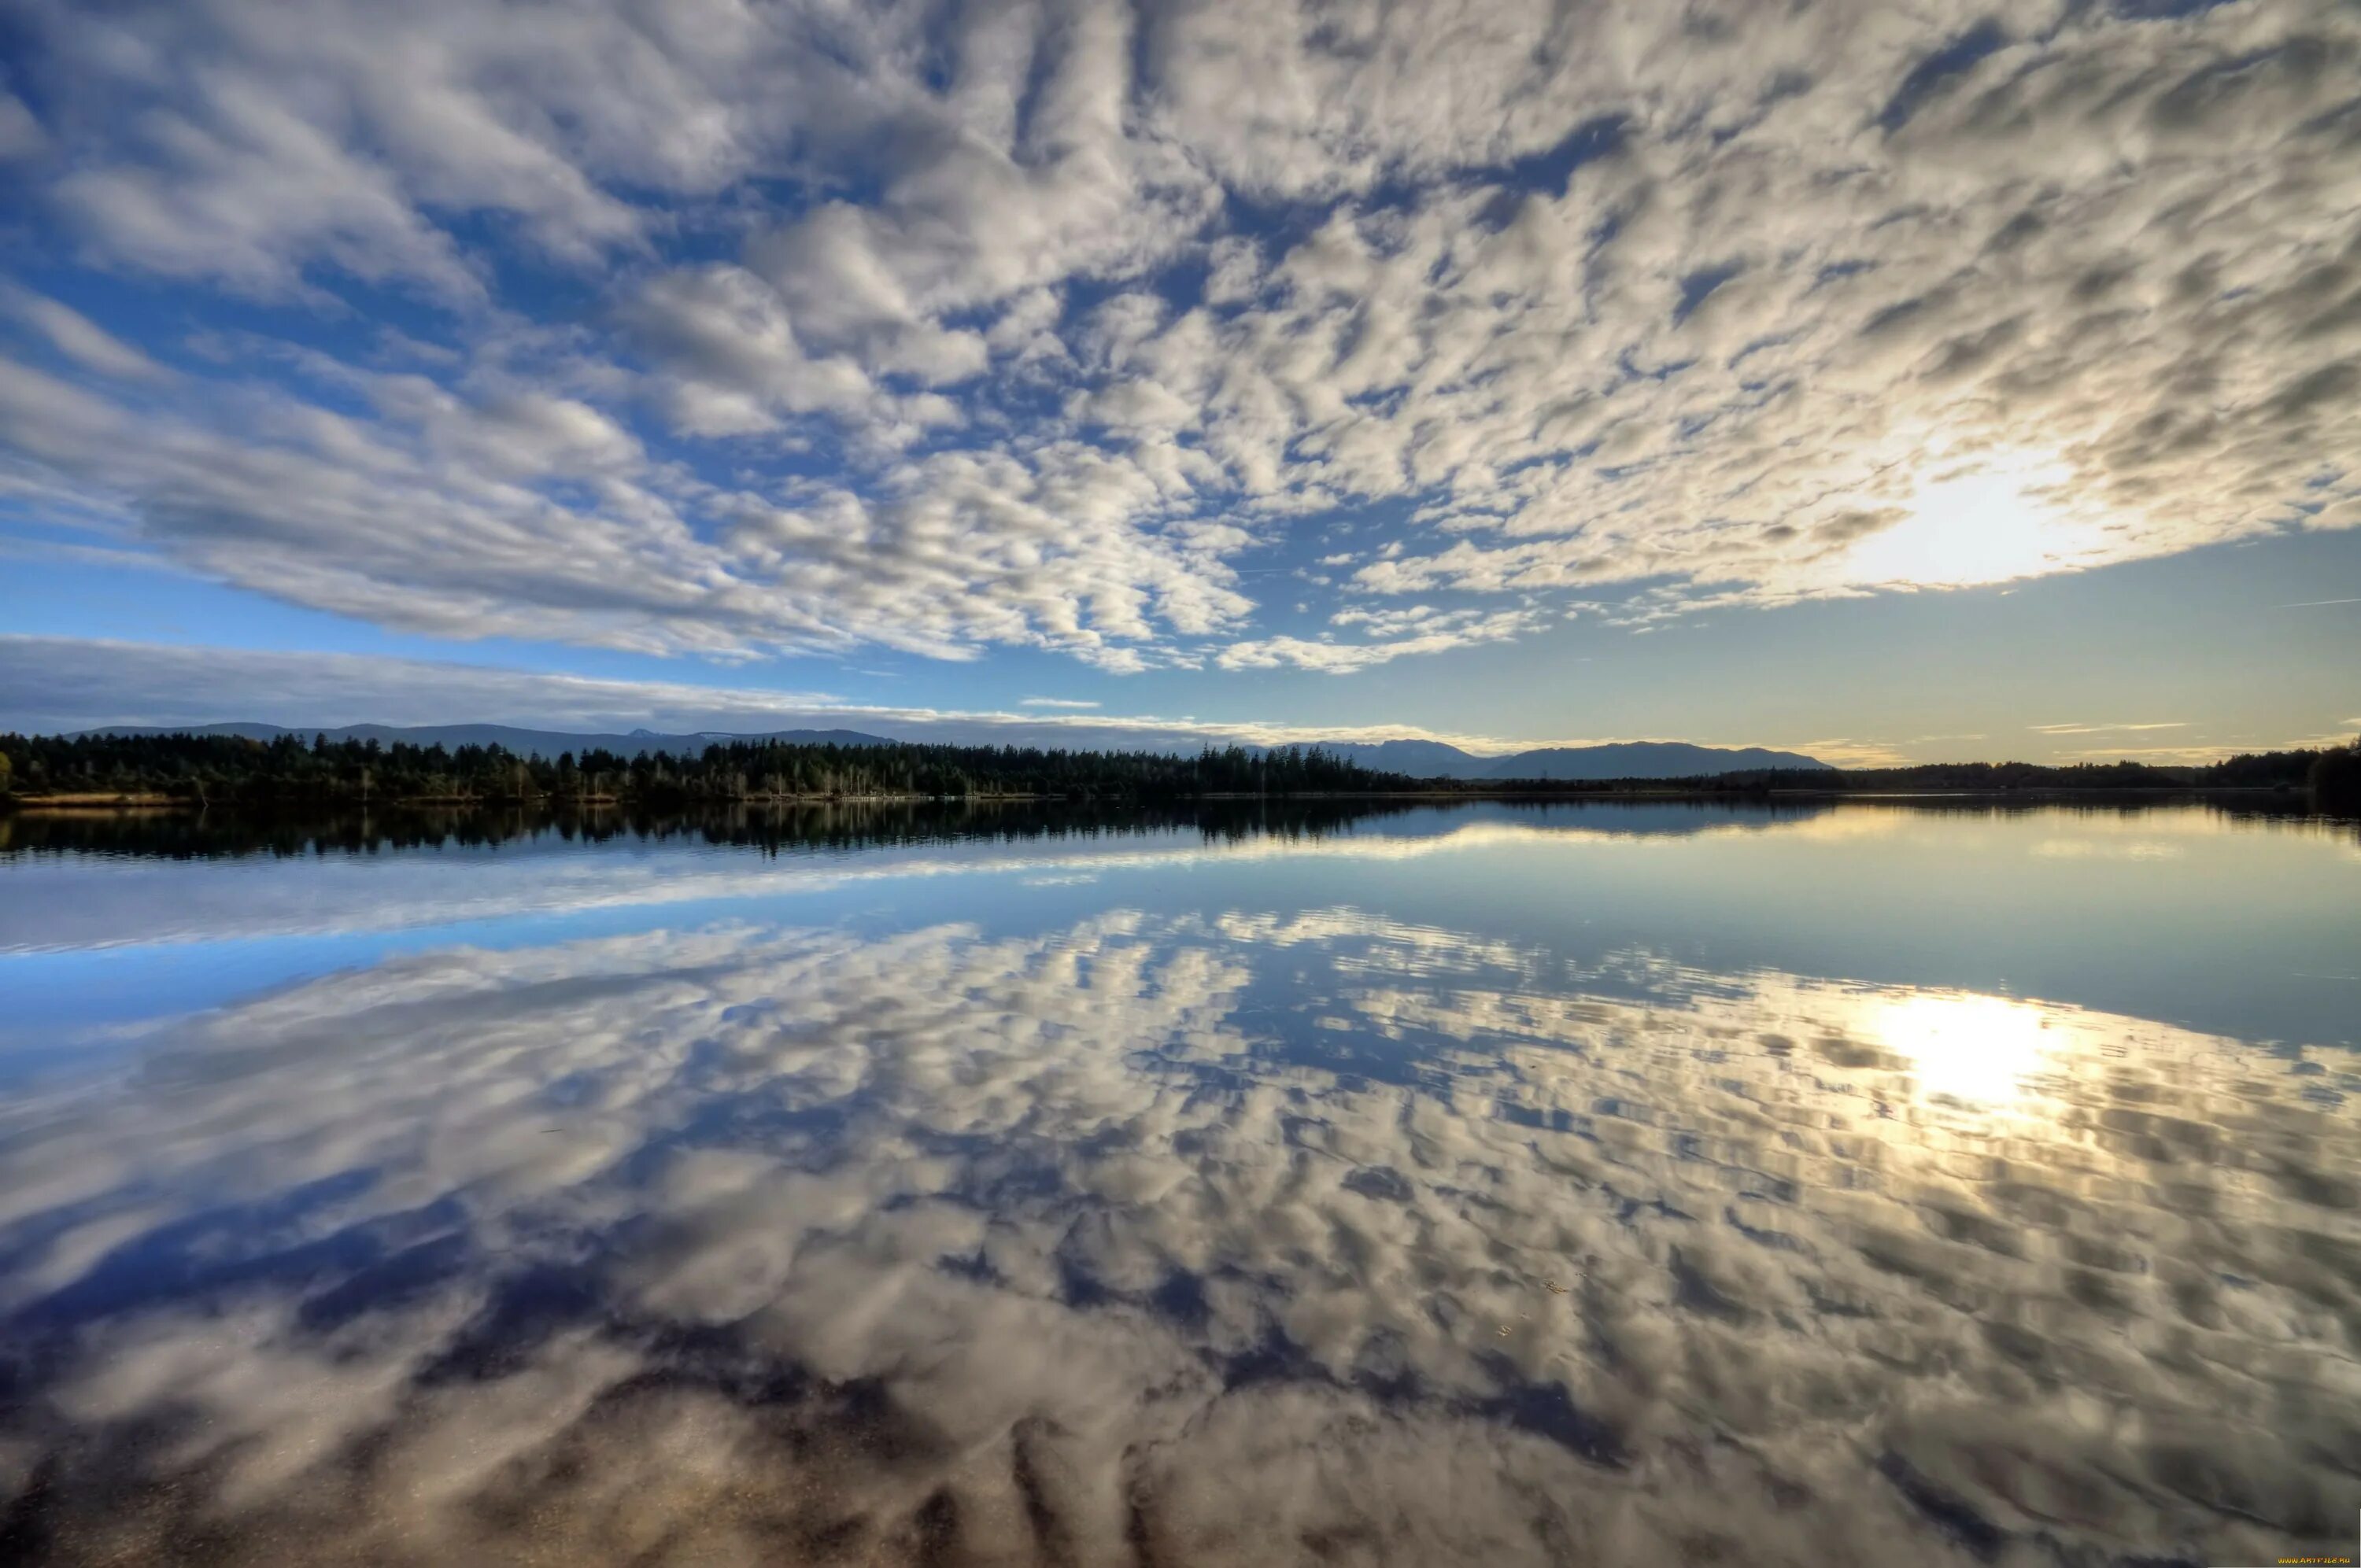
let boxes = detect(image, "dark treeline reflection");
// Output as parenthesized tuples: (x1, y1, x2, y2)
(0, 796, 1440, 861)
(0, 796, 1828, 861)
(2, 791, 2350, 862)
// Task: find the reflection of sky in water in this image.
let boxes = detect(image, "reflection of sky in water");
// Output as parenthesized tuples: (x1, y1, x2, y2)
(5, 802, 2359, 1056)
(2, 802, 2359, 1564)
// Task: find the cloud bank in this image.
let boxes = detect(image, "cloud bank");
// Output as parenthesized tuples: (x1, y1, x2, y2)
(0, 633, 1533, 752)
(0, 0, 2350, 673)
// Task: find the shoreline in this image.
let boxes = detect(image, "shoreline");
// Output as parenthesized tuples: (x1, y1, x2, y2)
(0, 783, 2326, 815)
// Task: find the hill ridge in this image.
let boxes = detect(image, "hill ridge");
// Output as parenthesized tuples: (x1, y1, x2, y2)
(74, 724, 1831, 778)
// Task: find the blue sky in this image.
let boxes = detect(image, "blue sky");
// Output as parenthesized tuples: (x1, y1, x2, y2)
(0, 0, 2354, 764)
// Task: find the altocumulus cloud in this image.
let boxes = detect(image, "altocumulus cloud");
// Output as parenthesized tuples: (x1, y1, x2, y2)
(0, 0, 2353, 671)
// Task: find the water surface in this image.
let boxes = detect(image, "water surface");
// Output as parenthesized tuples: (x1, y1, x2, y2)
(2, 800, 2357, 1565)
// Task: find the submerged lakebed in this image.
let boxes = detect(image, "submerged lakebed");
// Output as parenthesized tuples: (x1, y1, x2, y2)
(2, 799, 2358, 1566)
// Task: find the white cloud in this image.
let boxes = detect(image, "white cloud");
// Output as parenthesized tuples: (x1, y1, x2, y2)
(2027, 721, 2188, 735)
(0, 0, 2351, 672)
(0, 286, 167, 381)
(2052, 743, 2244, 763)
(0, 90, 43, 161)
(18, 636, 2170, 768)
(0, 633, 1515, 754)
(1782, 736, 1913, 769)
(1217, 607, 1545, 672)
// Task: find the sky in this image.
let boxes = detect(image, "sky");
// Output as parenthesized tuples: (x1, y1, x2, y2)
(0, 0, 2354, 766)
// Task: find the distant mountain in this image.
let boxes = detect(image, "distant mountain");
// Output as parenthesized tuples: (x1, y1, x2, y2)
(74, 725, 1831, 779)
(1481, 742, 1833, 780)
(1318, 739, 1831, 780)
(78, 722, 895, 759)
(1314, 739, 1495, 777)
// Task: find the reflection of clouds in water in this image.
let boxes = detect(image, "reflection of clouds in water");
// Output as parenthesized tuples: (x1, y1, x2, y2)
(0, 811, 1807, 956)
(2, 910, 2358, 1564)
(2032, 837, 2185, 861)
(1214, 907, 1539, 982)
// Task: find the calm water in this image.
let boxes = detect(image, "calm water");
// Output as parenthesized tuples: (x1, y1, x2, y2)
(2, 799, 2358, 1566)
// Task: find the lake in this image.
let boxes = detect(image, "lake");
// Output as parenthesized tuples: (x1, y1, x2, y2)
(2, 799, 2358, 1566)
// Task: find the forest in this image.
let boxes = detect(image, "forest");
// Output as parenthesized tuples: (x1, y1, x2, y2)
(2, 731, 2355, 811)
(0, 730, 1414, 806)
(1627, 743, 2361, 799)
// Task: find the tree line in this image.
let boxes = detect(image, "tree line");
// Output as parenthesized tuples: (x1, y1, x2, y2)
(1738, 743, 2357, 799)
(0, 731, 1414, 806)
(1456, 743, 2361, 801)
(4, 730, 2354, 811)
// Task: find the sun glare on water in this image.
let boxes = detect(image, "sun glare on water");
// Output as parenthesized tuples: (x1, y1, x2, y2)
(1865, 991, 2056, 1105)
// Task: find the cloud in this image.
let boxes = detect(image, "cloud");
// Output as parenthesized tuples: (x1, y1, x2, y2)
(1217, 607, 1546, 672)
(0, 338, 1249, 666)
(3, 635, 2329, 775)
(2027, 721, 2188, 735)
(0, 0, 2352, 673)
(2052, 743, 2245, 763)
(2, 903, 2355, 1563)
(1781, 736, 1914, 769)
(0, 633, 1516, 753)
(0, 286, 167, 382)
(0, 90, 43, 161)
